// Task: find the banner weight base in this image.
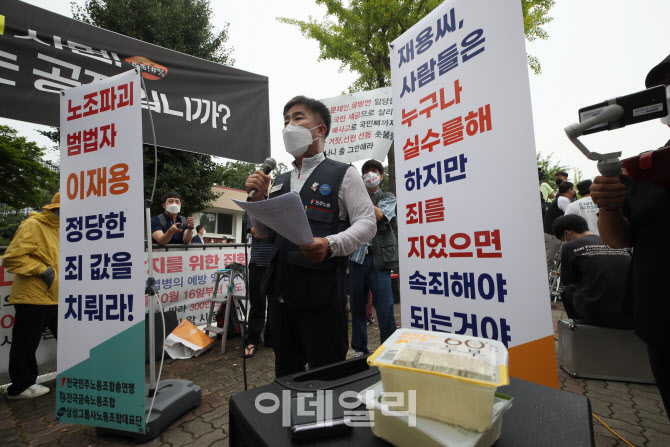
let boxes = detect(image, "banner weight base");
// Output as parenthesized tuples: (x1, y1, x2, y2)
(96, 379, 202, 442)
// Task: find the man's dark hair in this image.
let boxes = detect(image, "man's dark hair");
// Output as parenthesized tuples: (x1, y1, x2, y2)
(538, 167, 546, 182)
(576, 179, 592, 196)
(196, 225, 204, 233)
(553, 214, 589, 239)
(283, 96, 331, 138)
(362, 159, 384, 176)
(161, 191, 181, 204)
(555, 171, 569, 178)
(558, 182, 574, 195)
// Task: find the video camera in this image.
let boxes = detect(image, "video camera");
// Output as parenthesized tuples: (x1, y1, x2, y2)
(565, 85, 670, 182)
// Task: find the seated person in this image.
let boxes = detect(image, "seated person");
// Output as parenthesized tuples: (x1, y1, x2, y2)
(552, 215, 633, 329)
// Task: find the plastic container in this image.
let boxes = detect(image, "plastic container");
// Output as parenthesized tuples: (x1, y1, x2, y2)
(358, 381, 513, 447)
(367, 329, 509, 432)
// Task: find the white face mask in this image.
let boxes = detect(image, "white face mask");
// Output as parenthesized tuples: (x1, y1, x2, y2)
(363, 172, 381, 189)
(282, 124, 320, 158)
(661, 85, 670, 125)
(166, 203, 181, 214)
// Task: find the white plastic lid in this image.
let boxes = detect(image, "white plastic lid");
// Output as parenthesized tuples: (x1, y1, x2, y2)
(368, 329, 509, 387)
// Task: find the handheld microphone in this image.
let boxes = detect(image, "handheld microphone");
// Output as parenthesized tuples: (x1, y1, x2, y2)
(247, 157, 276, 201)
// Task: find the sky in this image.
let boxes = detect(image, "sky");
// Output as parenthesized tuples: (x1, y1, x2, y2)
(4, 0, 670, 181)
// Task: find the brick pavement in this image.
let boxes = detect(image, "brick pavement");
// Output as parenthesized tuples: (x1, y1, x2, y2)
(1, 303, 668, 446)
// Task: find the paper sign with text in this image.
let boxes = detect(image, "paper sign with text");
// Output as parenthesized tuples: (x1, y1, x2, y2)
(391, 0, 557, 388)
(57, 69, 146, 432)
(320, 88, 394, 163)
(145, 248, 247, 325)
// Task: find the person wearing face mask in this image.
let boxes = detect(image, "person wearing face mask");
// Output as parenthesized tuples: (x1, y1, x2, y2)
(245, 96, 376, 377)
(191, 225, 206, 244)
(555, 171, 568, 187)
(150, 191, 195, 246)
(552, 215, 632, 329)
(348, 160, 398, 357)
(591, 53, 670, 418)
(2, 192, 60, 399)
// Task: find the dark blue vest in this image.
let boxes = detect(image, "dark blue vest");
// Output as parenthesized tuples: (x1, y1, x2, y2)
(262, 158, 350, 310)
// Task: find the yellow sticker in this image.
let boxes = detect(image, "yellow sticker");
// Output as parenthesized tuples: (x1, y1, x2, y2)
(0, 15, 4, 35)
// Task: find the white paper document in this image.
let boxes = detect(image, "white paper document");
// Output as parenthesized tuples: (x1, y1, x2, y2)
(233, 191, 314, 246)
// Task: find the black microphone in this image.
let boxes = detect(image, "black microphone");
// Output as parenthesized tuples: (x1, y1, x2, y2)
(247, 157, 276, 201)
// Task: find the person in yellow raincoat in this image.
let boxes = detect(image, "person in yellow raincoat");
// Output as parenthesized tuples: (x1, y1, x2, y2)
(2, 193, 59, 399)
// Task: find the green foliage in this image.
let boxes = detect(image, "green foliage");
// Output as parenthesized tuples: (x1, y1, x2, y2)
(145, 147, 221, 216)
(0, 126, 59, 210)
(279, 0, 555, 92)
(522, 0, 555, 74)
(214, 161, 257, 190)
(73, 0, 234, 65)
(213, 161, 292, 191)
(537, 152, 582, 192)
(279, 0, 444, 93)
(0, 207, 31, 246)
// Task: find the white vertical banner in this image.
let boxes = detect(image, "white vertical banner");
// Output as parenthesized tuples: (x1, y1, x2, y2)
(320, 87, 394, 163)
(57, 69, 146, 431)
(392, 0, 557, 387)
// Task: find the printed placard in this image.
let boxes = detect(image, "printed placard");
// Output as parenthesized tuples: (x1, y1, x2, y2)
(144, 248, 247, 325)
(320, 88, 394, 163)
(391, 0, 557, 387)
(56, 69, 146, 432)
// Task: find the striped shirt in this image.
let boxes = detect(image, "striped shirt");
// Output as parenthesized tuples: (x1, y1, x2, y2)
(247, 216, 273, 267)
(350, 189, 396, 265)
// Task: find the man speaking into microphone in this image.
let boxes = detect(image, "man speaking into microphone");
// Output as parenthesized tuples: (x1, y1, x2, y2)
(245, 96, 376, 377)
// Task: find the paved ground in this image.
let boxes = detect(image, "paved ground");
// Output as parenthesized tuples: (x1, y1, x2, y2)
(1, 303, 668, 447)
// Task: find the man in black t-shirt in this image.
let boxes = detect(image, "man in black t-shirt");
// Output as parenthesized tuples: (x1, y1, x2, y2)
(552, 215, 633, 329)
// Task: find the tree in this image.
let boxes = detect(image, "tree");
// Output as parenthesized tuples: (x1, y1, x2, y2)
(0, 126, 59, 245)
(279, 0, 556, 193)
(537, 152, 582, 193)
(213, 161, 291, 191)
(522, 0, 555, 75)
(0, 126, 58, 210)
(73, 0, 236, 215)
(145, 147, 222, 216)
(73, 0, 234, 65)
(214, 161, 257, 191)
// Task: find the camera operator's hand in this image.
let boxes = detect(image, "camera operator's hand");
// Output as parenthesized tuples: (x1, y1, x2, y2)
(168, 222, 183, 235)
(591, 169, 628, 209)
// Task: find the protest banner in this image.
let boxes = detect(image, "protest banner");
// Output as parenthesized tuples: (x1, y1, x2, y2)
(320, 87, 394, 163)
(0, 0, 270, 162)
(0, 246, 247, 376)
(391, 0, 557, 388)
(56, 69, 146, 431)
(145, 248, 247, 325)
